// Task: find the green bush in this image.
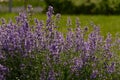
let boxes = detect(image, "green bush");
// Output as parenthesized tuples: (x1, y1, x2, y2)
(44, 0, 75, 14)
(44, 0, 120, 15)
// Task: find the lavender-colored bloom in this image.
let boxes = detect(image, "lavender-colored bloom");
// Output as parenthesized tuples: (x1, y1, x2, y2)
(90, 70, 98, 79)
(93, 26, 100, 34)
(107, 62, 115, 73)
(49, 44, 59, 55)
(71, 57, 83, 73)
(48, 6, 54, 15)
(107, 52, 113, 60)
(75, 58, 83, 69)
(46, 6, 54, 27)
(64, 29, 74, 51)
(19, 12, 27, 21)
(48, 70, 56, 80)
(104, 33, 112, 50)
(48, 31, 64, 55)
(54, 31, 64, 51)
(27, 5, 33, 12)
(0, 64, 8, 80)
(15, 16, 20, 24)
(88, 32, 96, 52)
(84, 42, 90, 51)
(1, 18, 6, 25)
(75, 27, 84, 52)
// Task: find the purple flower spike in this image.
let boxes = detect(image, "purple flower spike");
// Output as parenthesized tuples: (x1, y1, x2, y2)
(46, 6, 54, 28)
(107, 62, 115, 73)
(27, 5, 33, 12)
(90, 70, 98, 79)
(1, 18, 6, 25)
(48, 70, 56, 80)
(0, 64, 8, 80)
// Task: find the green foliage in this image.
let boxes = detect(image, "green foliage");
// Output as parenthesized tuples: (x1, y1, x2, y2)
(0, 0, 46, 7)
(44, 0, 75, 14)
(44, 0, 120, 14)
(2, 0, 120, 14)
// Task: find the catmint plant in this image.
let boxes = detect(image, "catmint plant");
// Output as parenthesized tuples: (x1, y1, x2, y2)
(0, 5, 120, 80)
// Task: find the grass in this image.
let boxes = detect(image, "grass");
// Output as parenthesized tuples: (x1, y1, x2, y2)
(0, 13, 120, 36)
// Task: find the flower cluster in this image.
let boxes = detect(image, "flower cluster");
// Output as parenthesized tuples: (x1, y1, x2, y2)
(0, 5, 120, 80)
(0, 64, 8, 80)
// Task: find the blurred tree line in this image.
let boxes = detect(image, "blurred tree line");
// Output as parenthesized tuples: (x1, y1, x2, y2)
(44, 0, 120, 15)
(2, 0, 120, 14)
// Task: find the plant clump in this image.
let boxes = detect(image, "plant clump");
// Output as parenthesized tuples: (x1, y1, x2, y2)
(0, 5, 120, 80)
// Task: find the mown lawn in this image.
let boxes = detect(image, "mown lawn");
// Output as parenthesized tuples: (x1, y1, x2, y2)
(0, 13, 120, 36)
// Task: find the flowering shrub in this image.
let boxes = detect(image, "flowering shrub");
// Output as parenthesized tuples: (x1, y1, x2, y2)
(0, 6, 120, 80)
